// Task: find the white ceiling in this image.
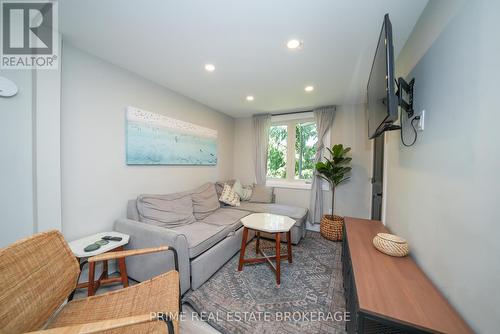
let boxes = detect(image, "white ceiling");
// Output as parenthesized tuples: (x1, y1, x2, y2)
(59, 0, 428, 117)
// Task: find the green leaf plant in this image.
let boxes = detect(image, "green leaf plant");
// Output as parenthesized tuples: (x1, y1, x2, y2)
(314, 144, 352, 216)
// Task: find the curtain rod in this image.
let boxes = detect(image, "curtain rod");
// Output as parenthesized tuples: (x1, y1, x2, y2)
(271, 110, 313, 116)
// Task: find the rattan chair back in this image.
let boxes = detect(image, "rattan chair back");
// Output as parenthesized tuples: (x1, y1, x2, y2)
(0, 230, 80, 333)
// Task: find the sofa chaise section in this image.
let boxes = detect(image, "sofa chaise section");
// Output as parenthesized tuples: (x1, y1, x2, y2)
(116, 189, 253, 293)
(115, 182, 307, 294)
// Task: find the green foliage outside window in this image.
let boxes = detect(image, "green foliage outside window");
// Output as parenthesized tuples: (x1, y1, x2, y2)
(267, 125, 287, 178)
(295, 122, 317, 180)
(267, 121, 318, 180)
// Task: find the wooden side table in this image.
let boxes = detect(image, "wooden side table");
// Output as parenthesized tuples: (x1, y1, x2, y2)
(68, 232, 130, 298)
(238, 213, 295, 286)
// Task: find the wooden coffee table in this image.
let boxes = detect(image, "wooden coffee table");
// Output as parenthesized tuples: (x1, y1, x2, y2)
(237, 213, 295, 286)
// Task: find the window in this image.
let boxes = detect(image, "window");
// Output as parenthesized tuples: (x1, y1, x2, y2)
(267, 114, 318, 184)
(267, 125, 288, 179)
(295, 121, 317, 180)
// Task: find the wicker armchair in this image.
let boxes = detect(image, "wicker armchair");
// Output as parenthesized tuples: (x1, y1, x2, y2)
(0, 230, 180, 334)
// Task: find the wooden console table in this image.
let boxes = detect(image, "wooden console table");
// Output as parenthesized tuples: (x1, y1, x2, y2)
(342, 217, 473, 333)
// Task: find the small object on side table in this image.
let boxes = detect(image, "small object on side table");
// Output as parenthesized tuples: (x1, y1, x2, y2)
(83, 243, 100, 252)
(68, 231, 130, 298)
(102, 236, 123, 241)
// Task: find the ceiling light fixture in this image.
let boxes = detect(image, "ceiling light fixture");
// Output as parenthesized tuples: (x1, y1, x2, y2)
(204, 64, 215, 72)
(246, 95, 254, 102)
(305, 85, 314, 92)
(287, 39, 303, 50)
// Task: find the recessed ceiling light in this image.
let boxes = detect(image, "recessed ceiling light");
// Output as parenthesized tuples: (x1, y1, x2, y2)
(246, 95, 254, 101)
(305, 85, 314, 92)
(287, 39, 303, 49)
(204, 64, 215, 72)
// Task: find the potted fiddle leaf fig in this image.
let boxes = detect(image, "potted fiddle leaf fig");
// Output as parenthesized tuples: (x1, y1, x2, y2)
(315, 144, 352, 241)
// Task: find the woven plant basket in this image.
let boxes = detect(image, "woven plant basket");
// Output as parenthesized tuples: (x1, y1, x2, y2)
(373, 233, 409, 257)
(320, 215, 344, 241)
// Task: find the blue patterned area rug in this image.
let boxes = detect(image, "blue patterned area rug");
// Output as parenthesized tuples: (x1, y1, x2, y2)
(183, 231, 347, 334)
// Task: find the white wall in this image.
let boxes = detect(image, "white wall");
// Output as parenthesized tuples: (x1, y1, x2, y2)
(233, 104, 372, 226)
(0, 38, 62, 248)
(34, 34, 63, 233)
(330, 105, 372, 219)
(0, 71, 35, 247)
(385, 0, 500, 332)
(61, 43, 235, 241)
(396, 0, 466, 79)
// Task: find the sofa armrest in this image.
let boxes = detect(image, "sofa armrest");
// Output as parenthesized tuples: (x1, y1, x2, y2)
(114, 219, 190, 295)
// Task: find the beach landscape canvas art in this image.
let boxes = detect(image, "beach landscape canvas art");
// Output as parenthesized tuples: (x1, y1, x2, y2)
(126, 106, 217, 165)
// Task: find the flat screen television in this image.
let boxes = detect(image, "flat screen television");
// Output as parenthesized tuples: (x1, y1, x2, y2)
(367, 14, 399, 139)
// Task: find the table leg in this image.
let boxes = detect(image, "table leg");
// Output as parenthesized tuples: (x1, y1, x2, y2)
(287, 231, 292, 263)
(118, 256, 129, 288)
(238, 227, 249, 271)
(88, 261, 95, 296)
(276, 232, 281, 286)
(255, 231, 260, 255)
(68, 258, 86, 301)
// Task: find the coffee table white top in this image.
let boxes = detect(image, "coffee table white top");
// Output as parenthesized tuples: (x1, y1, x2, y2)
(241, 213, 296, 233)
(69, 231, 129, 258)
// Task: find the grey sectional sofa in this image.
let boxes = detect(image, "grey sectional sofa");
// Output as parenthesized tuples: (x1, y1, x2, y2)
(114, 182, 307, 295)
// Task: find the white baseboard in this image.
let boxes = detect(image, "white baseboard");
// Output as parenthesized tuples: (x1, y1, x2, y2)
(305, 221, 320, 232)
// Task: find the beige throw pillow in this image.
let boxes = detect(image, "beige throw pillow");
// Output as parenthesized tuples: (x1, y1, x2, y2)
(219, 184, 240, 206)
(215, 179, 236, 198)
(249, 184, 274, 203)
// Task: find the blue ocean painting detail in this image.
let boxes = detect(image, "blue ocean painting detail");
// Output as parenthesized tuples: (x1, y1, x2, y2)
(126, 107, 217, 165)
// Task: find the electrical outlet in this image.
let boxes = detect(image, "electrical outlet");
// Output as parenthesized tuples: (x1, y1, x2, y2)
(416, 110, 425, 131)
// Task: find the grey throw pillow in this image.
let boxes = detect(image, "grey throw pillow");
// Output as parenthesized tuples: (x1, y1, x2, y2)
(191, 182, 220, 220)
(249, 184, 274, 203)
(137, 192, 195, 227)
(232, 180, 253, 201)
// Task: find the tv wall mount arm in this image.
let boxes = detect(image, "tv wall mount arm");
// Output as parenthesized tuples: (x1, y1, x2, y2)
(396, 77, 415, 118)
(396, 77, 420, 146)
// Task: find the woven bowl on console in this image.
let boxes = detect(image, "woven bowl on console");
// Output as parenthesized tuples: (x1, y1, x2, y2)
(373, 233, 409, 257)
(320, 215, 344, 241)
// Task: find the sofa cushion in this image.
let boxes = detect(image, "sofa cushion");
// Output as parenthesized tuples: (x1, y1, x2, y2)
(191, 182, 220, 220)
(201, 208, 250, 229)
(170, 222, 230, 258)
(137, 192, 195, 227)
(127, 199, 140, 221)
(249, 185, 274, 203)
(233, 202, 307, 225)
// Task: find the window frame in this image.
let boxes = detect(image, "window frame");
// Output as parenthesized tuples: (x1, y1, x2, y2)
(266, 112, 329, 189)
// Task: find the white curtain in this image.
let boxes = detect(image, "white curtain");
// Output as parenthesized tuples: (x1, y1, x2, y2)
(309, 106, 336, 224)
(253, 114, 271, 185)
